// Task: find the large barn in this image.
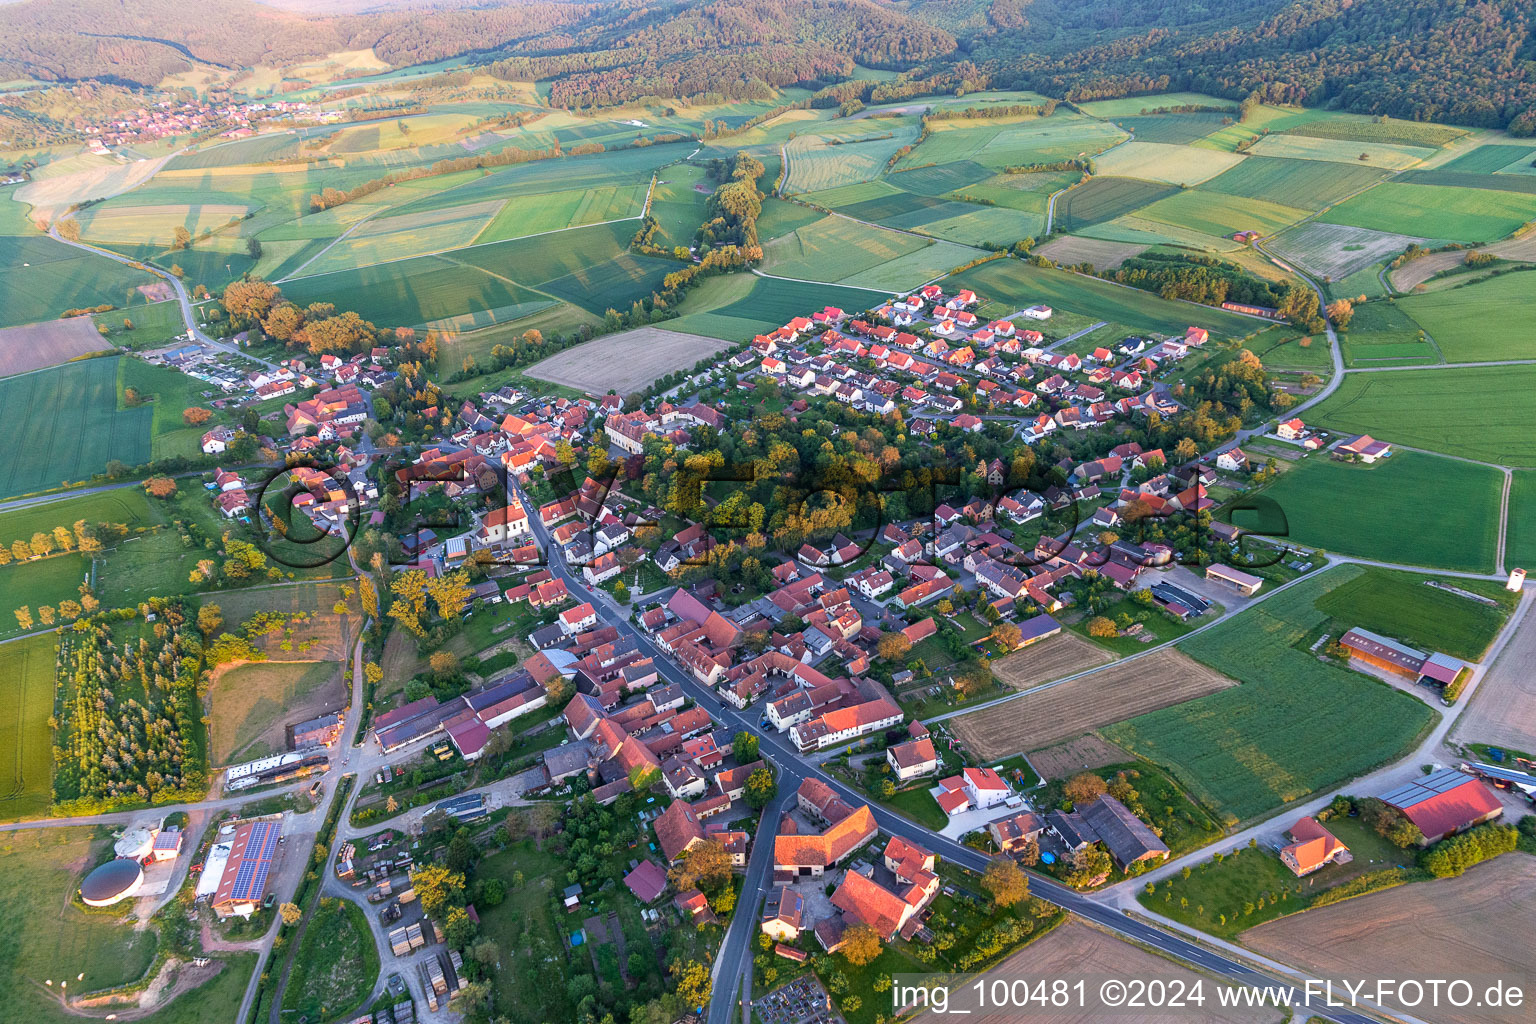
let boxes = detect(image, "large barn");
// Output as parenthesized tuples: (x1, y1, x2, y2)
(1380, 770, 1503, 845)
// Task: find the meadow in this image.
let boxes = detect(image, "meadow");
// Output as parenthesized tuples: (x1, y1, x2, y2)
(1103, 565, 1435, 824)
(783, 122, 921, 192)
(1054, 177, 1178, 231)
(1237, 451, 1503, 572)
(1394, 271, 1536, 362)
(0, 357, 152, 499)
(1311, 365, 1536, 467)
(947, 258, 1261, 339)
(1078, 92, 1239, 117)
(0, 635, 58, 820)
(280, 898, 379, 1022)
(209, 661, 342, 765)
(1320, 182, 1536, 243)
(645, 163, 710, 246)
(1199, 155, 1386, 210)
(1311, 566, 1517, 661)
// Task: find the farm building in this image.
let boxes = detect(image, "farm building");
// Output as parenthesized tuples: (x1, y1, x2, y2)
(1206, 564, 1264, 596)
(1280, 816, 1351, 876)
(1335, 434, 1392, 463)
(287, 711, 344, 749)
(1380, 769, 1503, 845)
(80, 858, 145, 907)
(212, 820, 282, 918)
(1466, 762, 1536, 802)
(1338, 628, 1465, 688)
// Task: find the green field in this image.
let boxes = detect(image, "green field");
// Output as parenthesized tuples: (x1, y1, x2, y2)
(1139, 189, 1309, 239)
(0, 552, 89, 634)
(1286, 117, 1469, 149)
(1312, 566, 1516, 661)
(1247, 134, 1436, 169)
(281, 220, 659, 328)
(1311, 364, 1536, 466)
(646, 163, 710, 246)
(474, 183, 648, 244)
(661, 273, 882, 340)
(1104, 565, 1435, 824)
(1078, 93, 1239, 117)
(887, 160, 995, 196)
(1110, 112, 1232, 145)
(0, 635, 58, 819)
(1055, 177, 1179, 231)
(0, 226, 159, 329)
(1396, 169, 1536, 195)
(1394, 272, 1536, 362)
(1236, 451, 1503, 571)
(281, 898, 379, 1021)
(0, 357, 153, 498)
(298, 200, 504, 275)
(1507, 471, 1536, 573)
(1441, 144, 1536, 174)
(119, 355, 227, 459)
(1200, 156, 1386, 210)
(897, 115, 1125, 172)
(762, 215, 929, 281)
(783, 123, 921, 193)
(755, 197, 825, 240)
(947, 259, 1262, 339)
(1321, 182, 1536, 243)
(388, 145, 678, 216)
(1338, 299, 1438, 366)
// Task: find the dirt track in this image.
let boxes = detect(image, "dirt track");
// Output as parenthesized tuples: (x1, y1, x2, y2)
(952, 649, 1237, 761)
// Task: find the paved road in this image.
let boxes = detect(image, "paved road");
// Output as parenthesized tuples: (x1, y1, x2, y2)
(707, 791, 793, 1024)
(508, 481, 1375, 1024)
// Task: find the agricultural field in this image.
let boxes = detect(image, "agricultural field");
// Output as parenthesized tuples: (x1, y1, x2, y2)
(1090, 141, 1243, 185)
(1320, 182, 1536, 243)
(913, 920, 1280, 1024)
(1507, 470, 1536, 574)
(762, 215, 978, 290)
(896, 114, 1125, 172)
(1268, 221, 1425, 281)
(525, 326, 734, 395)
(1242, 856, 1536, 1024)
(947, 259, 1262, 339)
(1311, 566, 1517, 661)
(661, 273, 883, 340)
(1393, 271, 1536, 362)
(0, 224, 159, 330)
(1137, 189, 1310, 240)
(1451, 569, 1536, 755)
(1285, 117, 1469, 149)
(1398, 169, 1536, 195)
(1054, 177, 1179, 232)
(1077, 93, 1240, 117)
(988, 632, 1114, 690)
(645, 163, 710, 247)
(0, 635, 59, 820)
(296, 199, 505, 276)
(1247, 134, 1436, 169)
(208, 661, 344, 765)
(1026, 735, 1132, 781)
(1107, 111, 1233, 145)
(1200, 156, 1387, 210)
(1337, 298, 1438, 366)
(1104, 566, 1436, 824)
(887, 160, 995, 196)
(1310, 364, 1536, 467)
(782, 122, 921, 193)
(754, 197, 824, 241)
(1241, 451, 1503, 572)
(473, 183, 649, 245)
(951, 650, 1238, 761)
(1032, 235, 1146, 270)
(0, 356, 153, 499)
(1249, 331, 1335, 372)
(0, 317, 114, 377)
(74, 202, 252, 247)
(1439, 143, 1536, 174)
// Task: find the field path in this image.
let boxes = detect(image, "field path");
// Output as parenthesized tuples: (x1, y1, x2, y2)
(1498, 467, 1512, 575)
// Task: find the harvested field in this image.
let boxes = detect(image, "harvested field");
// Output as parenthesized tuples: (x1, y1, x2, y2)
(1090, 141, 1242, 185)
(951, 649, 1237, 761)
(1028, 735, 1132, 781)
(989, 632, 1114, 690)
(1269, 221, 1425, 281)
(1452, 599, 1536, 754)
(526, 326, 734, 395)
(1241, 855, 1536, 1024)
(1033, 235, 1147, 269)
(209, 660, 344, 765)
(914, 920, 1282, 1024)
(0, 317, 111, 377)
